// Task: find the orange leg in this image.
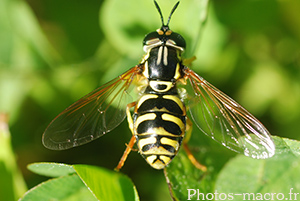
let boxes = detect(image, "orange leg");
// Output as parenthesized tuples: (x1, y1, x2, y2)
(114, 135, 136, 171)
(183, 117, 207, 172)
(114, 102, 137, 171)
(163, 168, 177, 201)
(183, 143, 207, 172)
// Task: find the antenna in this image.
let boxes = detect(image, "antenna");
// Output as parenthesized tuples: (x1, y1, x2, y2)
(154, 0, 164, 26)
(166, 1, 180, 26)
(153, 0, 180, 27)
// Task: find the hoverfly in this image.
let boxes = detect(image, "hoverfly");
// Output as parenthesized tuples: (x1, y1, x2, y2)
(42, 0, 275, 171)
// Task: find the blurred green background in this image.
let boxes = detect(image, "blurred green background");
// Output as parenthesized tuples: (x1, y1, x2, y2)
(1, 0, 300, 200)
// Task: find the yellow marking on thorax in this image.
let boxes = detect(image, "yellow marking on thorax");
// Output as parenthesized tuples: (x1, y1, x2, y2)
(173, 63, 181, 80)
(163, 46, 168, 66)
(156, 46, 163, 65)
(142, 61, 149, 78)
(140, 50, 150, 63)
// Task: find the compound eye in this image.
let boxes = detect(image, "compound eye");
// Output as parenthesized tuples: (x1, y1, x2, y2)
(168, 32, 186, 49)
(143, 32, 160, 46)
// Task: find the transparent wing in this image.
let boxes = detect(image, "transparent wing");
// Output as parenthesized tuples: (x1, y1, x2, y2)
(183, 67, 275, 159)
(42, 66, 141, 150)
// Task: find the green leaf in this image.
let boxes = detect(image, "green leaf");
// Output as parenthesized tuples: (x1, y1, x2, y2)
(73, 164, 139, 201)
(24, 163, 140, 201)
(28, 162, 76, 177)
(19, 174, 97, 201)
(164, 118, 236, 200)
(0, 114, 27, 201)
(215, 136, 300, 198)
(164, 149, 211, 201)
(274, 135, 300, 157)
(165, 135, 300, 200)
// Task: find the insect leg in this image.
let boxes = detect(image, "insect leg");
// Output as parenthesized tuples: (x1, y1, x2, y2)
(114, 102, 137, 171)
(126, 101, 136, 134)
(183, 117, 207, 172)
(114, 135, 136, 171)
(163, 168, 177, 201)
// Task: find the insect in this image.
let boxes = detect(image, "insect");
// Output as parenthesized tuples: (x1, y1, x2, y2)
(42, 0, 275, 171)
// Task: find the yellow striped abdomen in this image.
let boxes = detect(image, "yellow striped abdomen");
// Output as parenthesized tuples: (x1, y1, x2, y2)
(133, 93, 186, 169)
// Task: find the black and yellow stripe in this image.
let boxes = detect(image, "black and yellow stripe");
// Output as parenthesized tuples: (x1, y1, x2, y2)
(130, 2, 188, 169)
(133, 88, 186, 169)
